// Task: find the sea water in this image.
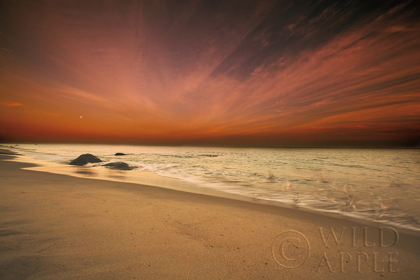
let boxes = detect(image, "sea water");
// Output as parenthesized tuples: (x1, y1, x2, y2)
(3, 144, 420, 231)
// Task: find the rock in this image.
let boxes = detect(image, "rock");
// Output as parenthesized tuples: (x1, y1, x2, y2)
(103, 162, 134, 170)
(0, 149, 19, 155)
(199, 154, 218, 157)
(115, 153, 126, 156)
(69, 154, 102, 166)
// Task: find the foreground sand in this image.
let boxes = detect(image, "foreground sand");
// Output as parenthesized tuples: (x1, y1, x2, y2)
(0, 155, 419, 279)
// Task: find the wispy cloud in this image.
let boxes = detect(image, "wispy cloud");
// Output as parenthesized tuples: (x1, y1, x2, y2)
(0, 102, 23, 107)
(0, 0, 419, 145)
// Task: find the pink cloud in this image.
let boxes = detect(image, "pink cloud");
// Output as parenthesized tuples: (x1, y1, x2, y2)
(1, 102, 23, 107)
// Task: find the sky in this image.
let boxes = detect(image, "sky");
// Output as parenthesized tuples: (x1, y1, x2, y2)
(0, 0, 419, 147)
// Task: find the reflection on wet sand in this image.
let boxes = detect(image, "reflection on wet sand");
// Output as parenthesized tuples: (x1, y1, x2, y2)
(73, 166, 128, 180)
(106, 169, 127, 180)
(73, 167, 98, 177)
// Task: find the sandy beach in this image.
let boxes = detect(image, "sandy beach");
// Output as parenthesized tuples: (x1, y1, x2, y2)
(1, 154, 419, 279)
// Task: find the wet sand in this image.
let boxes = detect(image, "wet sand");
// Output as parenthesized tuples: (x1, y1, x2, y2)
(0, 154, 419, 279)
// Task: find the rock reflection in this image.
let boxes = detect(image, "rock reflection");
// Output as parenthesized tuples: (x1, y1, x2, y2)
(74, 167, 98, 177)
(107, 169, 126, 180)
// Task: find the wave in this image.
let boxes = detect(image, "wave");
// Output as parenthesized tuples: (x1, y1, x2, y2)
(5, 143, 420, 232)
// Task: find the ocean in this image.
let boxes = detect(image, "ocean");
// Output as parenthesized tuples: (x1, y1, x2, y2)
(3, 143, 420, 231)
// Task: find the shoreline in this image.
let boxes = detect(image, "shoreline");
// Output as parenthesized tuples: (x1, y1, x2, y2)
(4, 150, 420, 237)
(1, 153, 420, 279)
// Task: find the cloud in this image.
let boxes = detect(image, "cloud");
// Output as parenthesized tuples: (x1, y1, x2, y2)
(0, 0, 419, 145)
(0, 102, 23, 107)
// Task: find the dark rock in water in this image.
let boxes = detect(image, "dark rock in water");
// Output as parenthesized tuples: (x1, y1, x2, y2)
(0, 149, 19, 155)
(69, 154, 102, 166)
(115, 153, 126, 156)
(103, 162, 134, 170)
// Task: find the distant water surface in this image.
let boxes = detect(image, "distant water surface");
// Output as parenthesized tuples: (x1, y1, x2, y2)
(4, 144, 420, 231)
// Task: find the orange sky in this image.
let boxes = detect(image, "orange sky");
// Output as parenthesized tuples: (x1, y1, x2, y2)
(1, 0, 419, 147)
